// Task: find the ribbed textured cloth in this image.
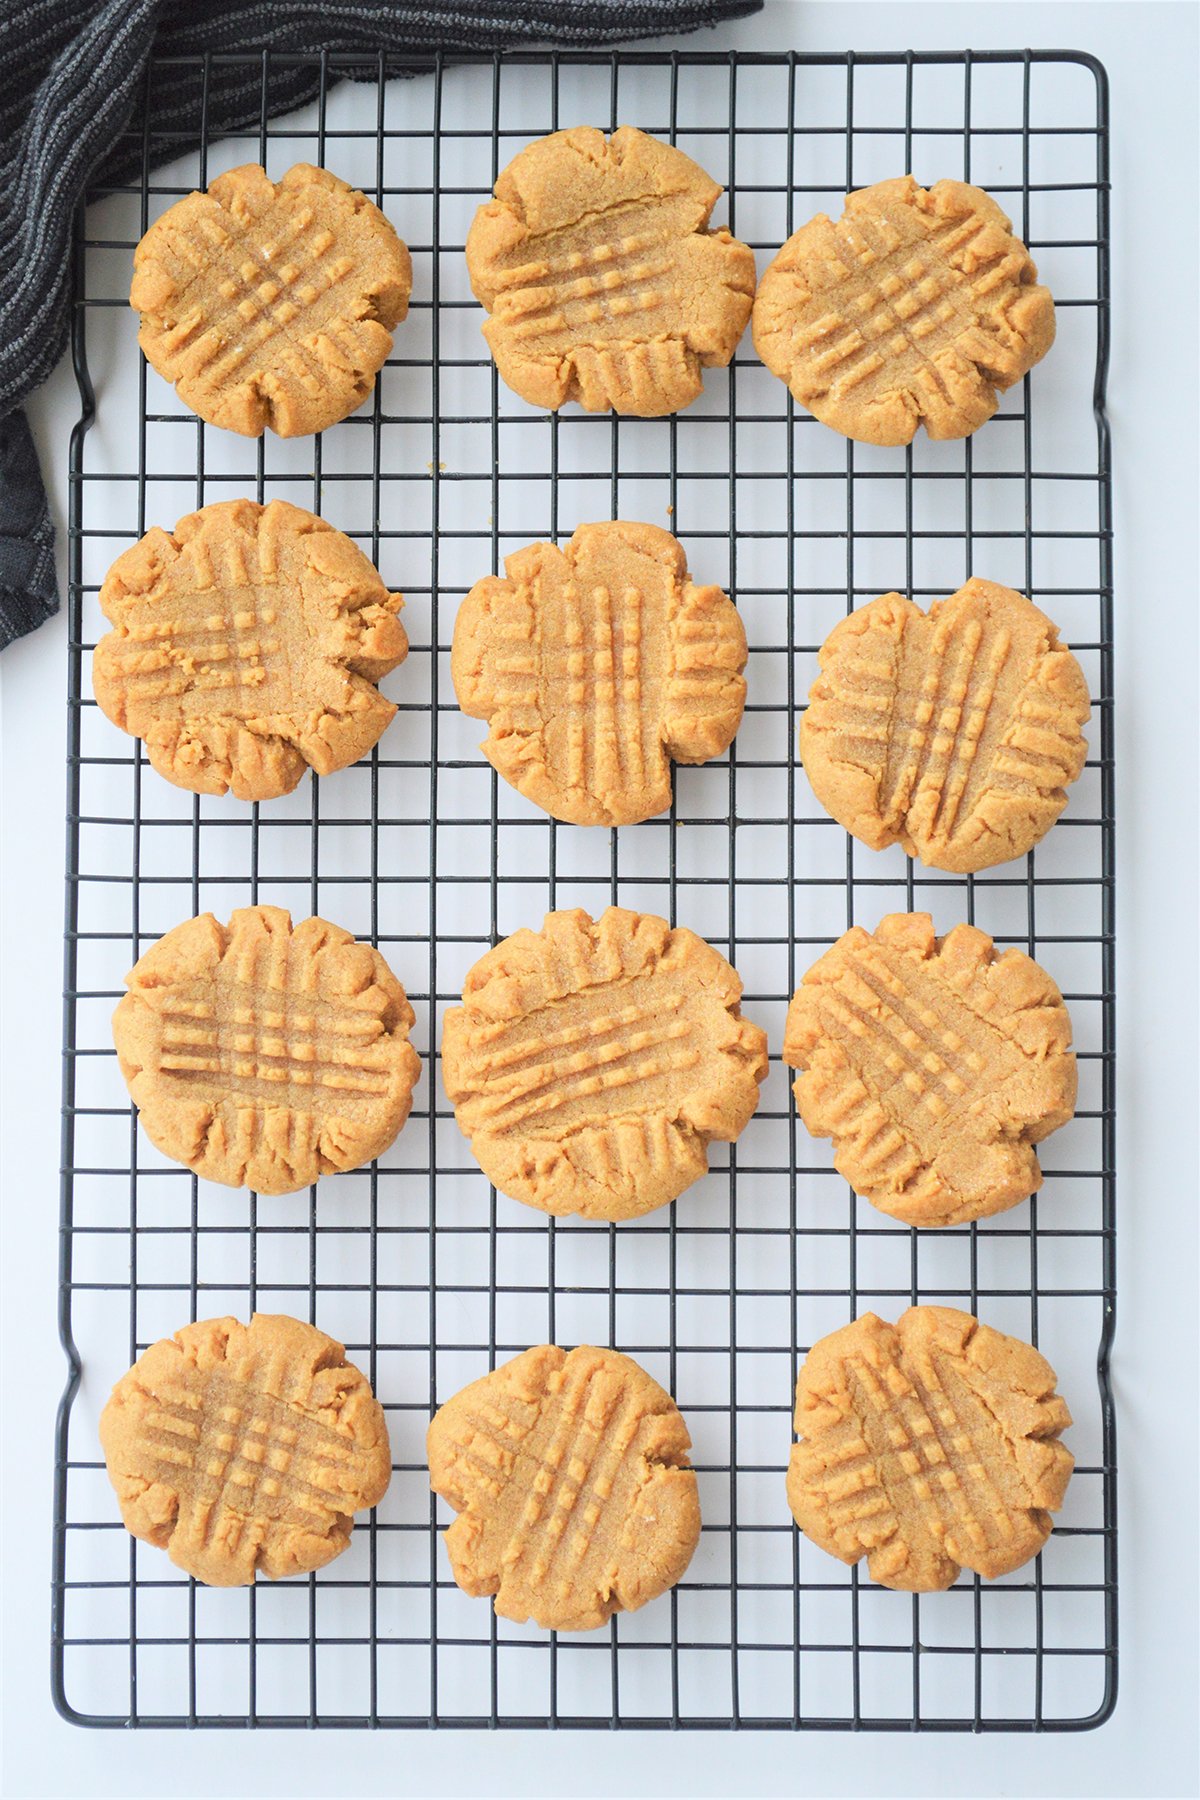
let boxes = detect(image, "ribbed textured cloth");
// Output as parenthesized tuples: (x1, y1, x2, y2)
(0, 0, 761, 647)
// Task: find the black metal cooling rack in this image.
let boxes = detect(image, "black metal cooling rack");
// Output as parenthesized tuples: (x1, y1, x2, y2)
(53, 46, 1115, 1731)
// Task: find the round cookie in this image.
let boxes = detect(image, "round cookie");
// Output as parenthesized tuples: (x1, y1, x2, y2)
(100, 1313, 391, 1586)
(801, 579, 1090, 872)
(113, 905, 421, 1195)
(441, 906, 768, 1221)
(782, 912, 1076, 1227)
(93, 498, 407, 801)
(131, 161, 411, 436)
(465, 125, 755, 415)
(451, 520, 747, 826)
(428, 1344, 700, 1631)
(752, 175, 1055, 445)
(788, 1308, 1073, 1591)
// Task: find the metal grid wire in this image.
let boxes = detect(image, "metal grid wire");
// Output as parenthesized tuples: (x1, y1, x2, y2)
(53, 47, 1115, 1730)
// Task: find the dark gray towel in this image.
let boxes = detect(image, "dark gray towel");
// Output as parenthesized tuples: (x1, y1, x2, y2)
(0, 410, 58, 646)
(0, 0, 761, 648)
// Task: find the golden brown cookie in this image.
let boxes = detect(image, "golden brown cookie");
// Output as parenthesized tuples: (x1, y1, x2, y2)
(428, 1344, 700, 1630)
(113, 906, 421, 1195)
(801, 580, 1090, 872)
(465, 126, 755, 415)
(131, 162, 411, 436)
(441, 906, 768, 1221)
(752, 176, 1055, 444)
(782, 913, 1076, 1227)
(100, 1313, 391, 1586)
(93, 499, 407, 802)
(451, 520, 746, 826)
(788, 1308, 1073, 1591)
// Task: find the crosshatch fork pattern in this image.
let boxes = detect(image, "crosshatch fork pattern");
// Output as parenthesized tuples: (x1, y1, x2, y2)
(54, 48, 1115, 1730)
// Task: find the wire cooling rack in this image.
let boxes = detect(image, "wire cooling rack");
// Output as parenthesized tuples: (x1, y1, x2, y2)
(53, 46, 1115, 1731)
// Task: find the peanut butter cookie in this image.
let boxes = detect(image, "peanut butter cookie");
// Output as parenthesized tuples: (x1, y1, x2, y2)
(93, 499, 407, 801)
(752, 176, 1055, 444)
(452, 520, 746, 825)
(801, 580, 1090, 871)
(441, 906, 768, 1221)
(113, 906, 421, 1194)
(782, 913, 1076, 1227)
(428, 1344, 700, 1630)
(466, 126, 755, 415)
(788, 1308, 1073, 1590)
(131, 162, 411, 436)
(100, 1313, 391, 1586)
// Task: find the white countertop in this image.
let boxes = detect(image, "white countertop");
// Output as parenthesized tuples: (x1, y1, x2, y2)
(3, 2, 1197, 1795)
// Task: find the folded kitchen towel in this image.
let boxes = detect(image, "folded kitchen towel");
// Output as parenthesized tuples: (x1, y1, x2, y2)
(0, 409, 58, 648)
(0, 0, 762, 648)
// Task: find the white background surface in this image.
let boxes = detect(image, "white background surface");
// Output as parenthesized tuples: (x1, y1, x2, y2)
(2, 2, 1197, 1796)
